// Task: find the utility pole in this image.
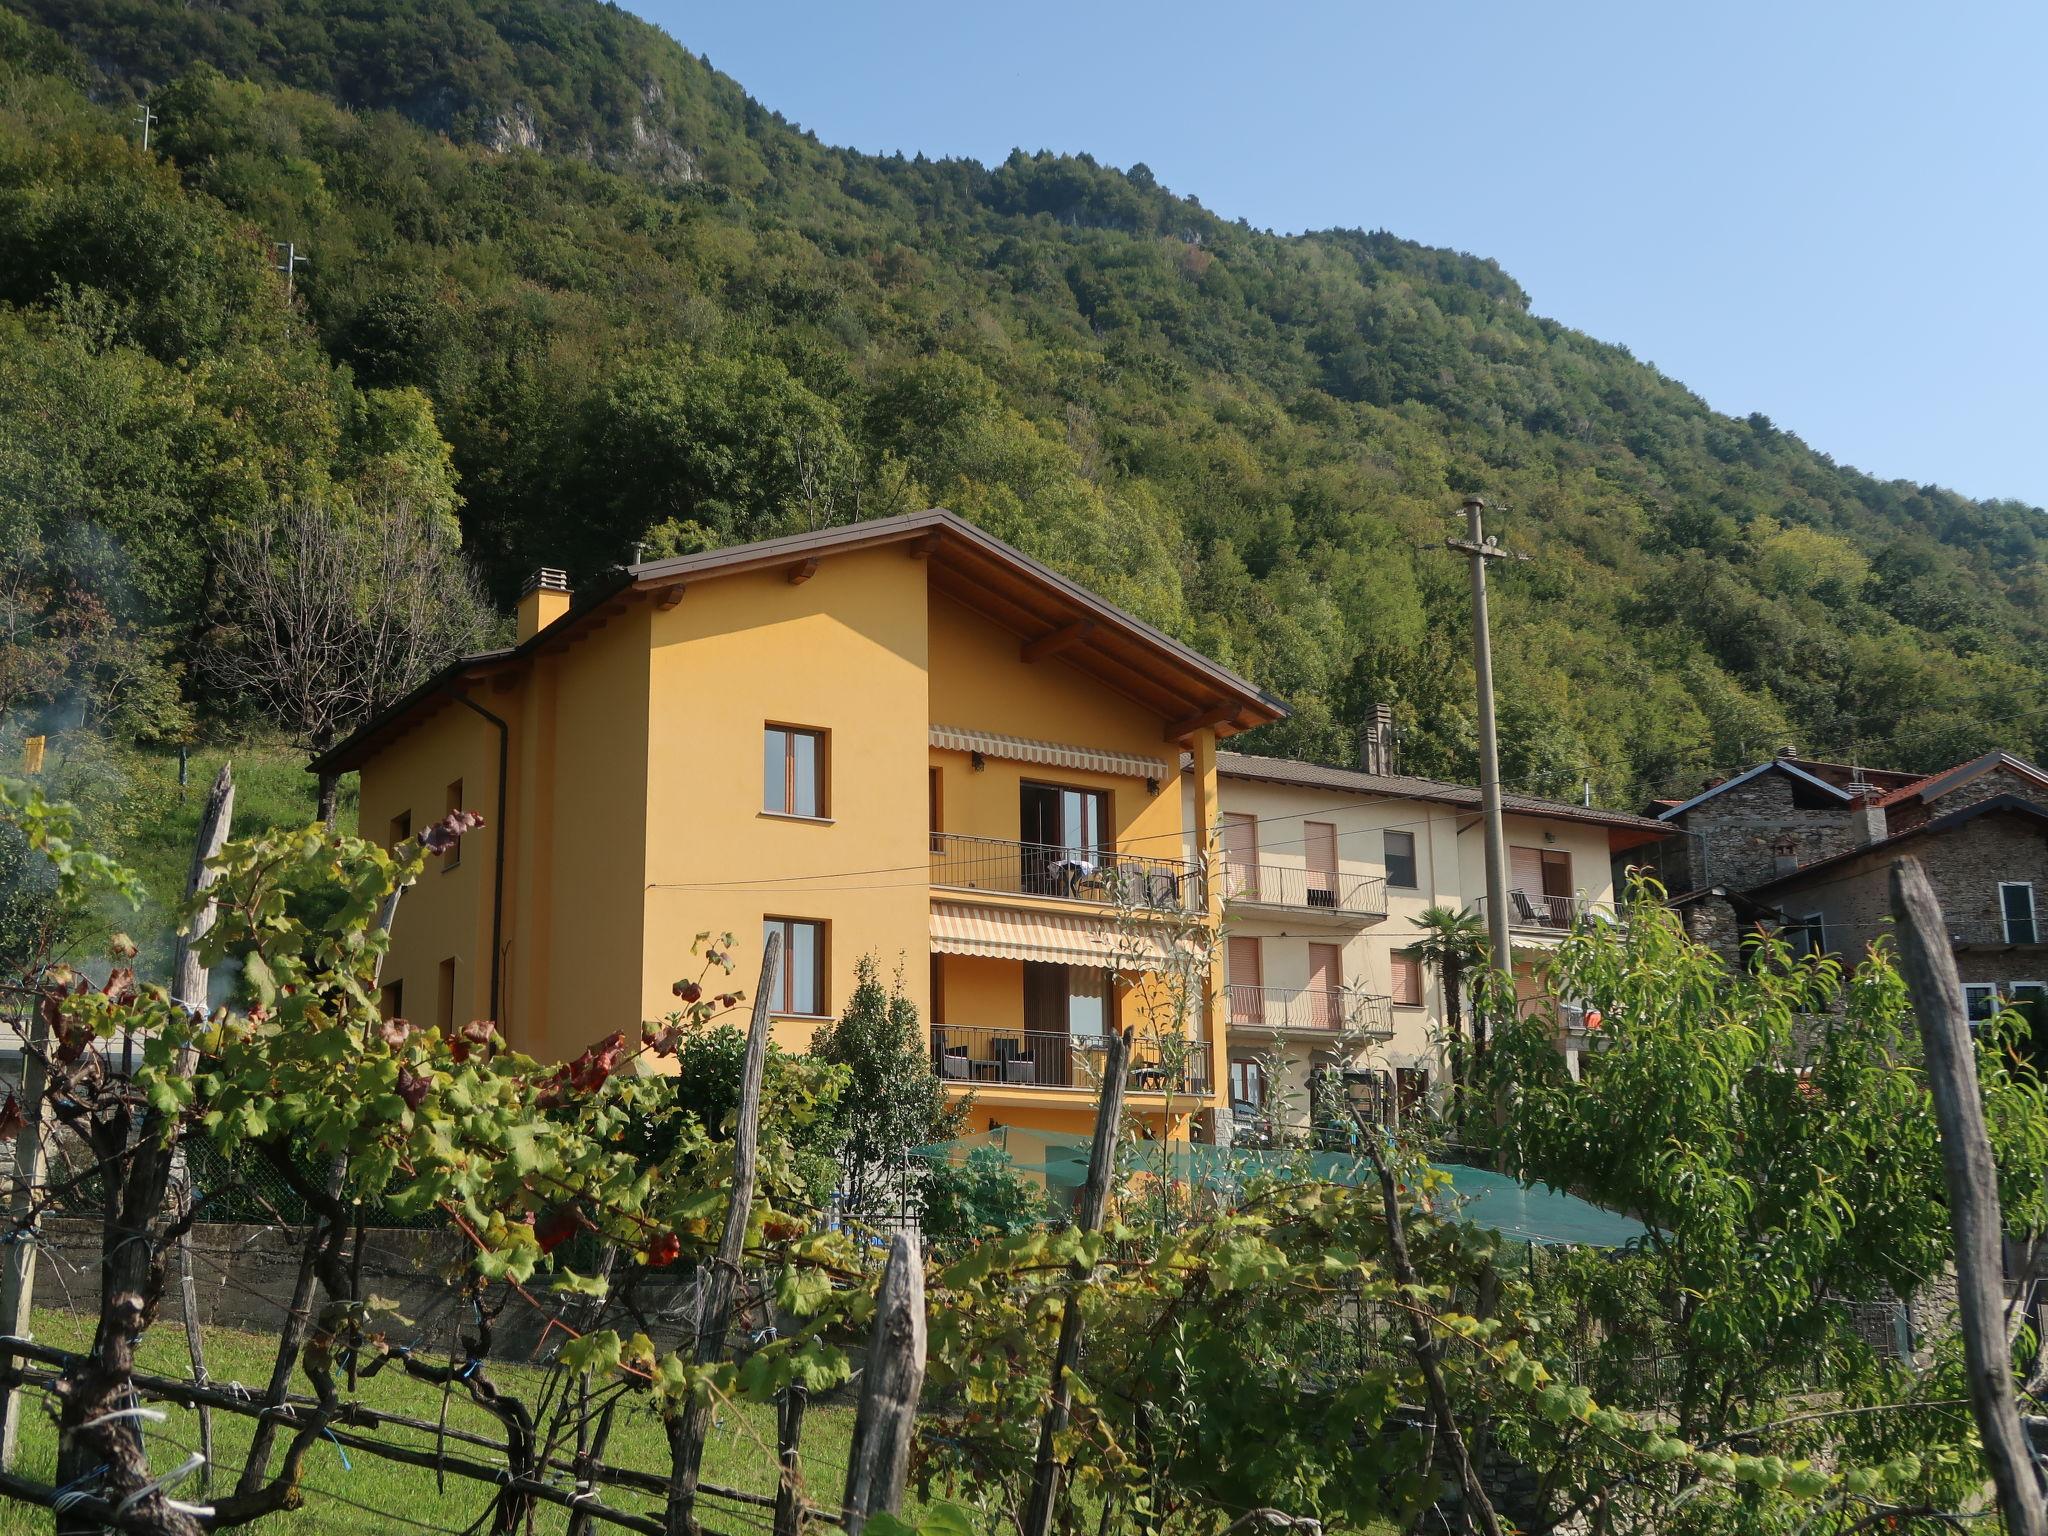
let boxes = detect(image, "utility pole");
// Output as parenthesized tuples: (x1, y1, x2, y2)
(136, 99, 156, 152)
(271, 240, 309, 302)
(1445, 496, 1524, 984)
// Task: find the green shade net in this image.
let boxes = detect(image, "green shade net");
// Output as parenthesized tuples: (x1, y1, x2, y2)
(912, 1128, 1650, 1249)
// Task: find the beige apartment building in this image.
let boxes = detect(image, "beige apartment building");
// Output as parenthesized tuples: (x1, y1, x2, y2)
(1199, 744, 1667, 1139)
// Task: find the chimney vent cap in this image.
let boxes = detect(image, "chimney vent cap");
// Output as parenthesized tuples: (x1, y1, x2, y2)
(522, 567, 571, 597)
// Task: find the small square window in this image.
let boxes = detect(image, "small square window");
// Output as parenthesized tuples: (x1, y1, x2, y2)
(1390, 953, 1424, 1007)
(443, 780, 464, 868)
(379, 980, 404, 1022)
(1964, 983, 2001, 1025)
(764, 917, 828, 1016)
(764, 726, 828, 818)
(1384, 829, 1418, 889)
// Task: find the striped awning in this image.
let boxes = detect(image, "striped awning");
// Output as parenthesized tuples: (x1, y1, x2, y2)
(929, 725, 1173, 784)
(930, 902, 1205, 973)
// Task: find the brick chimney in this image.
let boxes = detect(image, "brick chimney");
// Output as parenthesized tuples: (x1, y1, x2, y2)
(1357, 703, 1396, 776)
(517, 567, 571, 642)
(1772, 835, 1800, 878)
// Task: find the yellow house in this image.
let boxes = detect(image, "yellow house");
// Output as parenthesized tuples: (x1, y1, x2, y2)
(1206, 740, 1667, 1137)
(310, 510, 1285, 1141)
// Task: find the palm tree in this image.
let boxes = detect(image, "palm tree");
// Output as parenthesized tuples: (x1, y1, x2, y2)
(1410, 902, 1488, 1071)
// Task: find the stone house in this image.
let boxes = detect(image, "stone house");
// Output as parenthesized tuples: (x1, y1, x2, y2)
(1633, 749, 2048, 1022)
(1746, 793, 2048, 1023)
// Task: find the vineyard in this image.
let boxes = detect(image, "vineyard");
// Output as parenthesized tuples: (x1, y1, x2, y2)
(3, 768, 2048, 1536)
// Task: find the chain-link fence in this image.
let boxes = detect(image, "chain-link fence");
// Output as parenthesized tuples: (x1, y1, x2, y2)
(46, 1138, 448, 1230)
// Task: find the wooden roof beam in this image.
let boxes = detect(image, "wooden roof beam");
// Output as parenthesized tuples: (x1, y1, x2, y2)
(1020, 618, 1095, 664)
(655, 584, 686, 611)
(787, 557, 820, 585)
(1165, 701, 1242, 742)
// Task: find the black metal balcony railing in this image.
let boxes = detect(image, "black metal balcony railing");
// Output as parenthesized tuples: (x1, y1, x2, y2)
(1470, 893, 1617, 932)
(931, 1024, 1212, 1096)
(929, 833, 1205, 914)
(1221, 862, 1387, 919)
(1225, 984, 1393, 1035)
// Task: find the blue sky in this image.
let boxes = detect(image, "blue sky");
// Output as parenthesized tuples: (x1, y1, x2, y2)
(630, 2, 2046, 509)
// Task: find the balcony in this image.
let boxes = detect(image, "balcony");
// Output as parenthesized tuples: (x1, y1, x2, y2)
(1225, 984, 1393, 1037)
(1470, 892, 1619, 936)
(931, 1025, 1212, 1095)
(1220, 862, 1387, 923)
(929, 833, 1205, 914)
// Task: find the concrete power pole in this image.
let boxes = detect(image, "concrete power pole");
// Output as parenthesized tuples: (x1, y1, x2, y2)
(136, 99, 157, 151)
(1446, 496, 1521, 981)
(271, 240, 309, 302)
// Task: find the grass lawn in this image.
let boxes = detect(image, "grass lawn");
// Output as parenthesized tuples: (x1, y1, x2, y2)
(86, 739, 355, 983)
(0, 1309, 863, 1534)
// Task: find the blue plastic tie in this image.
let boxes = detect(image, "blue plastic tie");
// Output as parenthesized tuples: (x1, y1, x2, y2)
(322, 1428, 353, 1471)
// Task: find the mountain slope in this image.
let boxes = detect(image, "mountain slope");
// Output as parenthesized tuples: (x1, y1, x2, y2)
(4, 0, 2045, 808)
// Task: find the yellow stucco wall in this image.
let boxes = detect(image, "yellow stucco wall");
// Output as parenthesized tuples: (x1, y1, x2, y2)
(357, 699, 507, 1038)
(925, 592, 1184, 859)
(538, 613, 652, 1061)
(642, 550, 932, 1054)
(351, 551, 1227, 1144)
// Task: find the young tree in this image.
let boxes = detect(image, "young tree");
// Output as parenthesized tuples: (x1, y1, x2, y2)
(1475, 883, 2048, 1528)
(206, 489, 491, 821)
(1411, 903, 1484, 1052)
(810, 955, 961, 1221)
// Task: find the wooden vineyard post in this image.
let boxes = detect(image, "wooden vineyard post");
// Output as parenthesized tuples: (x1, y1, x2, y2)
(1891, 856, 2048, 1536)
(667, 932, 781, 1536)
(1021, 1026, 1130, 1536)
(0, 996, 50, 1473)
(173, 762, 233, 1492)
(773, 1382, 808, 1536)
(170, 763, 235, 1035)
(842, 1232, 926, 1536)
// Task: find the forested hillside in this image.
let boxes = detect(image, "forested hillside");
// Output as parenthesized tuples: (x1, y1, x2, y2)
(7, 0, 2047, 830)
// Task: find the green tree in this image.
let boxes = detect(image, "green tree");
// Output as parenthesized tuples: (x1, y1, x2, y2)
(809, 954, 962, 1220)
(918, 1145, 1051, 1254)
(1410, 905, 1487, 1118)
(1481, 882, 2048, 1478)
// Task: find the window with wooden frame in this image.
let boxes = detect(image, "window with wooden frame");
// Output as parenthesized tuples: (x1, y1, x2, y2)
(1228, 1058, 1265, 1109)
(1383, 829, 1418, 889)
(763, 726, 828, 819)
(436, 958, 456, 1031)
(443, 779, 464, 868)
(379, 980, 403, 1022)
(1390, 952, 1424, 1008)
(764, 917, 828, 1016)
(2002, 882, 2038, 945)
(387, 810, 411, 851)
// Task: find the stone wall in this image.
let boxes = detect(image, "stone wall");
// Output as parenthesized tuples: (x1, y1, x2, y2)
(1676, 769, 1860, 894)
(1781, 808, 2048, 961)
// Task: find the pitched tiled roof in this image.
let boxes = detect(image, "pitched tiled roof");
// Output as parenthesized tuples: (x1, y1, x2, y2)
(312, 509, 1289, 775)
(1873, 750, 2048, 808)
(1207, 751, 1670, 834)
